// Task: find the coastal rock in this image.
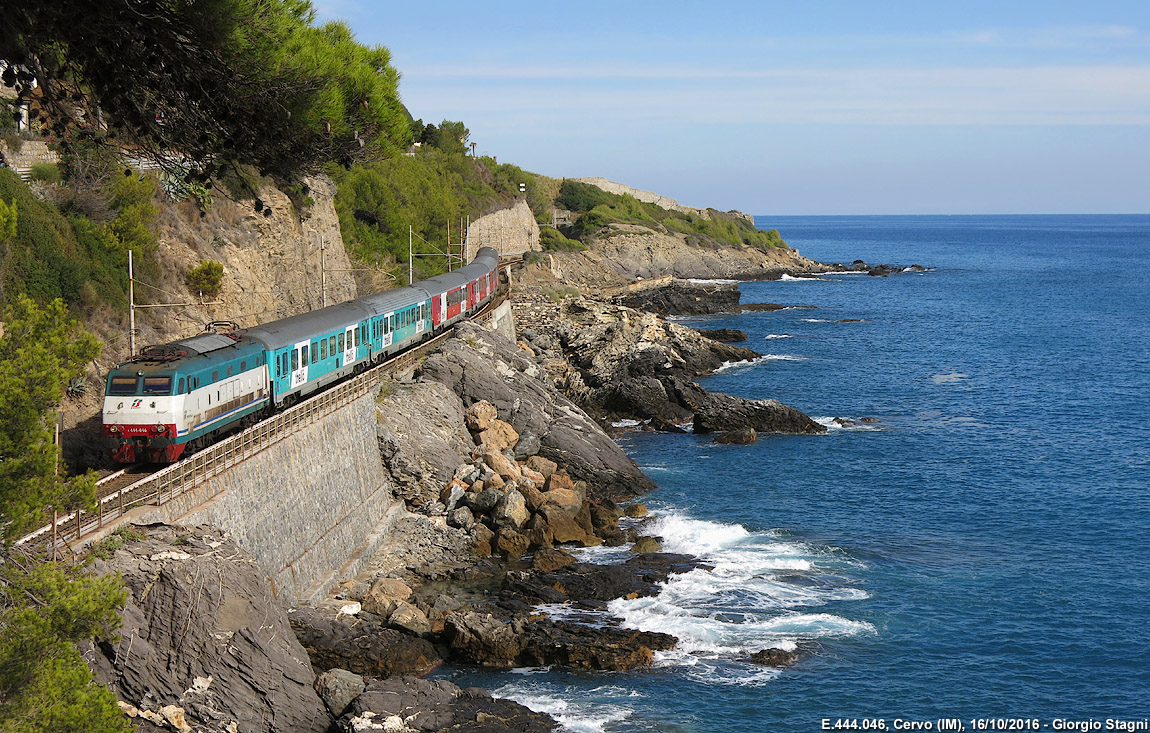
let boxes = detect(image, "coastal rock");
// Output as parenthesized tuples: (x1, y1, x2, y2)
(630, 536, 663, 554)
(362, 577, 413, 618)
(493, 489, 530, 529)
(693, 391, 827, 435)
(476, 419, 520, 452)
(86, 525, 332, 733)
(289, 607, 442, 678)
(532, 547, 578, 571)
(314, 669, 365, 717)
(388, 601, 432, 637)
(715, 426, 757, 444)
(344, 677, 554, 733)
(751, 647, 800, 667)
(519, 621, 678, 671)
(612, 277, 741, 316)
(696, 327, 747, 342)
(464, 400, 499, 432)
(624, 504, 648, 518)
(444, 612, 527, 667)
(525, 455, 558, 478)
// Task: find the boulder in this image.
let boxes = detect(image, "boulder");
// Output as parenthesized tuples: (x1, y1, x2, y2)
(519, 484, 547, 514)
(532, 547, 577, 571)
(492, 489, 530, 529)
(388, 601, 432, 637)
(476, 418, 520, 452)
(519, 621, 678, 671)
(542, 488, 583, 517)
(471, 524, 495, 556)
(444, 612, 526, 667)
(314, 669, 365, 717)
(624, 503, 648, 518)
(465, 400, 499, 432)
(446, 505, 475, 529)
(630, 536, 663, 554)
(715, 426, 757, 444)
(482, 447, 521, 482)
(520, 466, 546, 490)
(693, 392, 826, 435)
(466, 487, 503, 515)
(544, 471, 576, 493)
(362, 577, 413, 618)
(539, 504, 597, 546)
(524, 455, 558, 479)
(494, 527, 531, 559)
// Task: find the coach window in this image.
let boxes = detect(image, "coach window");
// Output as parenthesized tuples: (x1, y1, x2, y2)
(281, 353, 289, 375)
(291, 349, 298, 371)
(302, 345, 309, 364)
(329, 335, 336, 354)
(311, 342, 318, 363)
(338, 333, 345, 352)
(319, 339, 326, 359)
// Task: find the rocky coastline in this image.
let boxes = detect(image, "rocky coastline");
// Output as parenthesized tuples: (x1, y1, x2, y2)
(86, 253, 834, 732)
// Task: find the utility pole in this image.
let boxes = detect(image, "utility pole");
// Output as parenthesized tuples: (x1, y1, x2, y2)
(320, 235, 327, 307)
(128, 249, 137, 355)
(408, 225, 414, 285)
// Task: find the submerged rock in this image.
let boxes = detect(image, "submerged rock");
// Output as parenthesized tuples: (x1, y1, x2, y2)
(715, 426, 757, 444)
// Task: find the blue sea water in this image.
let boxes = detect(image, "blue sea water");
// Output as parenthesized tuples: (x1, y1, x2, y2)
(441, 215, 1150, 731)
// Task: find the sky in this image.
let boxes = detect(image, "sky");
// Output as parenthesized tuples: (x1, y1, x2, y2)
(316, 0, 1150, 215)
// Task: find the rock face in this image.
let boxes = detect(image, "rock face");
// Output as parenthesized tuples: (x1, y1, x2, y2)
(421, 321, 655, 500)
(289, 607, 443, 678)
(612, 278, 741, 316)
(87, 525, 332, 733)
(696, 328, 747, 342)
(693, 391, 825, 435)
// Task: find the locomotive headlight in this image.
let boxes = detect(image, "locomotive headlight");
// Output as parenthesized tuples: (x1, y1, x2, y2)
(154, 423, 166, 435)
(109, 425, 121, 434)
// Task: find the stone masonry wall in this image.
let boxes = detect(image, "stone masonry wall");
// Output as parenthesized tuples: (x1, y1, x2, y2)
(143, 392, 401, 605)
(465, 199, 540, 261)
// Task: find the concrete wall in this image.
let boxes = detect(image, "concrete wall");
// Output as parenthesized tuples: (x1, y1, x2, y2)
(143, 393, 402, 605)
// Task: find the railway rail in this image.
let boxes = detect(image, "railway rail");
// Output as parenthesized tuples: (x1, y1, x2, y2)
(17, 285, 510, 555)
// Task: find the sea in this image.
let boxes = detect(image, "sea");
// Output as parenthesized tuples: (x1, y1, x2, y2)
(436, 215, 1150, 731)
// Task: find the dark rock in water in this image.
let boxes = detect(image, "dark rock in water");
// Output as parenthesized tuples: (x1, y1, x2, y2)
(693, 389, 827, 435)
(532, 547, 578, 571)
(751, 647, 800, 667)
(613, 278, 741, 316)
(715, 426, 757, 444)
(519, 621, 678, 671)
(86, 526, 332, 733)
(345, 676, 554, 732)
(314, 668, 365, 717)
(832, 319, 864, 323)
(630, 536, 663, 553)
(648, 416, 688, 433)
(860, 417, 879, 423)
(443, 611, 527, 667)
(289, 606, 443, 678)
(696, 327, 747, 342)
(741, 302, 788, 311)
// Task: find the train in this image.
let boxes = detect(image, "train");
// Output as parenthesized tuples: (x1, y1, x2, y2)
(102, 247, 502, 463)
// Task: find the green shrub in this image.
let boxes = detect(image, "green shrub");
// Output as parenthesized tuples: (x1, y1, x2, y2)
(187, 260, 224, 297)
(540, 227, 586, 252)
(29, 163, 62, 184)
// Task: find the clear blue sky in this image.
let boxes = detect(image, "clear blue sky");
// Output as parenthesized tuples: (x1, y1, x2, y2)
(316, 0, 1150, 215)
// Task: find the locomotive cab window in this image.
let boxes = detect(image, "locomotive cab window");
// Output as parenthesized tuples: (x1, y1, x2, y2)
(142, 376, 171, 395)
(227, 365, 234, 377)
(109, 376, 137, 395)
(212, 370, 219, 382)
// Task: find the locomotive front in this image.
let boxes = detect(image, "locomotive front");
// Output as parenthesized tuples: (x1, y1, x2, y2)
(103, 361, 186, 462)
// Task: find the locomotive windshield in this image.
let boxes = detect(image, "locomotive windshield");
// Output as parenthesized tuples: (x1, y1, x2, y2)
(108, 375, 138, 395)
(141, 376, 173, 395)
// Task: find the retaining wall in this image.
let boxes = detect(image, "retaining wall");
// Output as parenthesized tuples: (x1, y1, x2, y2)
(138, 392, 401, 604)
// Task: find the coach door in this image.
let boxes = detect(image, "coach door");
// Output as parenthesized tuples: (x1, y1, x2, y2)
(343, 326, 356, 366)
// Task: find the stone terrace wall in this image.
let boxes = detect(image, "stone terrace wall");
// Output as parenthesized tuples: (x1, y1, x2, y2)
(141, 392, 402, 605)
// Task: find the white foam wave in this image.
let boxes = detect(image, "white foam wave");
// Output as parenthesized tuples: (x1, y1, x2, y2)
(779, 274, 827, 281)
(686, 278, 738, 285)
(931, 372, 968, 384)
(800, 318, 830, 322)
(493, 683, 633, 733)
(764, 333, 793, 339)
(713, 354, 803, 373)
(610, 418, 645, 428)
(813, 416, 884, 432)
(602, 512, 873, 660)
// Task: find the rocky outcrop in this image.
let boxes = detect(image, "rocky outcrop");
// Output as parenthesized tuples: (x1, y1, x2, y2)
(420, 321, 656, 500)
(465, 199, 541, 261)
(691, 386, 825, 435)
(611, 277, 742, 316)
(696, 328, 747, 342)
(288, 607, 443, 678)
(342, 677, 554, 732)
(87, 524, 332, 733)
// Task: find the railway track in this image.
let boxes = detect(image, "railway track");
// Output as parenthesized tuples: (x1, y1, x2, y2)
(17, 286, 511, 554)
